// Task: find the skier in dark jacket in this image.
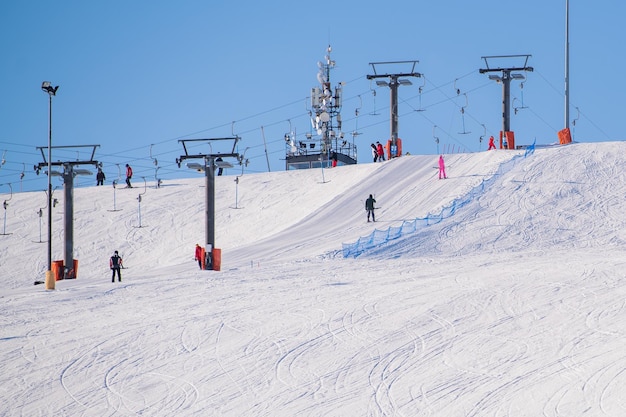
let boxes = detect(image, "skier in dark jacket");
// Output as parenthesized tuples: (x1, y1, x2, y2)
(96, 168, 106, 186)
(365, 194, 376, 222)
(110, 250, 123, 282)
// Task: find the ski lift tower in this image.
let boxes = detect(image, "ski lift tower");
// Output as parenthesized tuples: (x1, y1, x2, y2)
(367, 60, 421, 159)
(176, 137, 240, 270)
(479, 54, 533, 149)
(35, 144, 100, 279)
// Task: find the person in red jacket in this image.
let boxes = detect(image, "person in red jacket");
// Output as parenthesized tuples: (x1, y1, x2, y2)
(194, 244, 203, 270)
(488, 135, 496, 150)
(125, 164, 133, 188)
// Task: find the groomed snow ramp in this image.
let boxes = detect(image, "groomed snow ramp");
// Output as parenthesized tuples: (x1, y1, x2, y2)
(342, 142, 536, 258)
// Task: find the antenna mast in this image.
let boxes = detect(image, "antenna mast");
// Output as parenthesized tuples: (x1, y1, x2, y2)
(564, 0, 570, 130)
(285, 45, 357, 169)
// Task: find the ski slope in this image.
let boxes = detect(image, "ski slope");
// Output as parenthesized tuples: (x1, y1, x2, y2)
(1, 142, 626, 416)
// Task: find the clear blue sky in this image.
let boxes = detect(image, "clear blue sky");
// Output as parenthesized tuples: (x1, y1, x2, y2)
(1, 1, 622, 192)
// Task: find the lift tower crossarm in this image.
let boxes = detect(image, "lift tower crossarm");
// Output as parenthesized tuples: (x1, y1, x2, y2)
(36, 144, 100, 168)
(366, 72, 421, 80)
(178, 137, 240, 159)
(367, 60, 420, 77)
(479, 54, 533, 73)
(479, 66, 534, 74)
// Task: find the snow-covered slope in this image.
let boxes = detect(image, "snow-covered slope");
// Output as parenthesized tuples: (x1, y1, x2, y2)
(2, 143, 626, 416)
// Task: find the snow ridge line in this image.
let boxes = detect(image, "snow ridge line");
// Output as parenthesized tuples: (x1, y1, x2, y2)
(341, 143, 536, 258)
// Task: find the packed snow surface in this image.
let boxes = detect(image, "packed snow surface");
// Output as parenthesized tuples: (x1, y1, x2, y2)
(2, 142, 626, 416)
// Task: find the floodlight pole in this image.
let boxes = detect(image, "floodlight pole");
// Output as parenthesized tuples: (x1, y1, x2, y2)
(564, 0, 570, 130)
(41, 81, 58, 286)
(47, 96, 52, 273)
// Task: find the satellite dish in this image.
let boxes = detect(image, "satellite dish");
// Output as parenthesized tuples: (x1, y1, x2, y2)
(317, 61, 323, 69)
(319, 112, 330, 122)
(317, 73, 324, 84)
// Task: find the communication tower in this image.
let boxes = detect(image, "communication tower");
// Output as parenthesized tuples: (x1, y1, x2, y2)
(285, 46, 357, 169)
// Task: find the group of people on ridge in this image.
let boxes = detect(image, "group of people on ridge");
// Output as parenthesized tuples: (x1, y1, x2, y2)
(370, 142, 386, 162)
(95, 164, 133, 187)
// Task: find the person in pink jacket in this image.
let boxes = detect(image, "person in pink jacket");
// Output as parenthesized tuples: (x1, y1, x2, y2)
(438, 155, 447, 179)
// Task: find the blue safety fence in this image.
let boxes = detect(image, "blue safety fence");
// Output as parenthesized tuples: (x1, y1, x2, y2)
(342, 142, 536, 258)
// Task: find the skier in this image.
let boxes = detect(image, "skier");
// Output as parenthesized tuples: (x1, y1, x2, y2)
(376, 141, 385, 161)
(110, 250, 123, 282)
(488, 135, 496, 150)
(365, 194, 376, 222)
(371, 143, 378, 162)
(438, 155, 447, 179)
(96, 168, 106, 186)
(194, 244, 203, 270)
(125, 164, 133, 188)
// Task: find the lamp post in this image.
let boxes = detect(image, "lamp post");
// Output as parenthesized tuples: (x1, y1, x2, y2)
(42, 81, 58, 288)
